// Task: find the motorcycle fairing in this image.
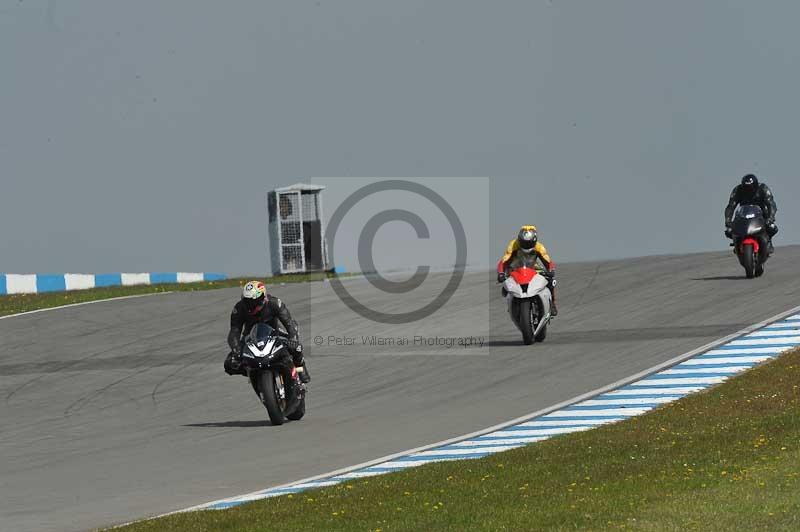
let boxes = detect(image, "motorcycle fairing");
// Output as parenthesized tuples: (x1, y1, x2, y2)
(732, 205, 766, 237)
(504, 270, 552, 337)
(504, 269, 549, 299)
(741, 237, 760, 254)
(247, 337, 278, 358)
(510, 267, 537, 286)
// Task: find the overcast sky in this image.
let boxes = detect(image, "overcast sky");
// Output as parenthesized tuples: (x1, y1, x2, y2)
(2, 1, 798, 275)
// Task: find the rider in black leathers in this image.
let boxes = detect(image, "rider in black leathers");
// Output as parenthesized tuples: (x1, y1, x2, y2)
(724, 174, 778, 256)
(224, 281, 310, 383)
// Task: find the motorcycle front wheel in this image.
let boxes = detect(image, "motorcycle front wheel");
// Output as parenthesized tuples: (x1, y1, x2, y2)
(259, 370, 287, 425)
(519, 299, 535, 345)
(741, 245, 756, 279)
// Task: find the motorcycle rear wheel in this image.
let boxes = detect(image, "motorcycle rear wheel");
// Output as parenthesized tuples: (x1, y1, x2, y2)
(534, 298, 547, 342)
(534, 325, 547, 342)
(287, 397, 306, 421)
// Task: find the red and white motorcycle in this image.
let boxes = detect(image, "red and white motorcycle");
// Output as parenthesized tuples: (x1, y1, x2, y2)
(500, 255, 553, 345)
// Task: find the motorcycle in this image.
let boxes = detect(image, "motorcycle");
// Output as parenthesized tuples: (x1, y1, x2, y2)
(728, 204, 770, 279)
(238, 323, 306, 425)
(502, 255, 553, 345)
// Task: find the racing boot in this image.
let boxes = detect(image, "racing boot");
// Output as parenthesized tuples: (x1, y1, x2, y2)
(292, 354, 311, 383)
(296, 363, 310, 384)
(549, 283, 559, 317)
(290, 342, 311, 384)
(767, 223, 778, 255)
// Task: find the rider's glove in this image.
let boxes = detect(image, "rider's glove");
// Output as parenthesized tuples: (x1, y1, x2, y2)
(283, 338, 302, 352)
(767, 222, 778, 236)
(224, 350, 242, 375)
(497, 272, 506, 283)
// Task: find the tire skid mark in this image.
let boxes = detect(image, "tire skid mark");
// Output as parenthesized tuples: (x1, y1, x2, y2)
(63, 365, 157, 417)
(574, 263, 602, 309)
(5, 336, 149, 404)
(150, 349, 219, 405)
(61, 319, 219, 416)
(60, 345, 185, 416)
(4, 311, 161, 399)
(6, 317, 216, 405)
(4, 366, 198, 442)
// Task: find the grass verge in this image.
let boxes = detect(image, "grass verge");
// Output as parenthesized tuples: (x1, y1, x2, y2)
(0, 272, 347, 317)
(117, 348, 800, 532)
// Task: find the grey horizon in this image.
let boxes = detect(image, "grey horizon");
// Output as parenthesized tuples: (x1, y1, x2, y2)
(2, 1, 797, 276)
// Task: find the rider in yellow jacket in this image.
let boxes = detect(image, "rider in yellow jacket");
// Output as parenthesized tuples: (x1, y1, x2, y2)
(496, 225, 558, 316)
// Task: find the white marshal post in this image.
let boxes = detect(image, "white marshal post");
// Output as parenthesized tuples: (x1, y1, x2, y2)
(268, 183, 328, 275)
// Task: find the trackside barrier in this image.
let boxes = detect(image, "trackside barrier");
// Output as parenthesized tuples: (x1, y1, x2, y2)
(0, 273, 226, 295)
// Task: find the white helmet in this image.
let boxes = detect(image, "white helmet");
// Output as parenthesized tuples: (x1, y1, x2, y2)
(241, 281, 266, 311)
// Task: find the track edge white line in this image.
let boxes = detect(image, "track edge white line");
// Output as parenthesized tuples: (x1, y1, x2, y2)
(0, 292, 177, 320)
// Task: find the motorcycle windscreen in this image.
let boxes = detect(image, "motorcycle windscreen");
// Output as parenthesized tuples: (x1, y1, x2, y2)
(732, 205, 765, 236)
(247, 323, 275, 344)
(507, 253, 540, 271)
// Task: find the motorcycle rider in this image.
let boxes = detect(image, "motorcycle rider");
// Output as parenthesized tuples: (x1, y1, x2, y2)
(496, 225, 558, 317)
(724, 174, 778, 255)
(224, 281, 310, 383)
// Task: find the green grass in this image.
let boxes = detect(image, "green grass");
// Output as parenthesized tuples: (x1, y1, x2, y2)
(0, 272, 348, 317)
(117, 348, 800, 532)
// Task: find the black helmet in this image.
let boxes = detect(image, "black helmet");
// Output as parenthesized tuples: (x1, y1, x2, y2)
(741, 174, 759, 195)
(517, 226, 538, 252)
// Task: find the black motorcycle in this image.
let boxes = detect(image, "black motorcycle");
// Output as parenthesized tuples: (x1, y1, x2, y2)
(728, 205, 770, 279)
(238, 323, 306, 425)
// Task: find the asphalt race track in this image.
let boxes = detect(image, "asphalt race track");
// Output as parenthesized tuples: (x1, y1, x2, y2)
(2, 247, 800, 531)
